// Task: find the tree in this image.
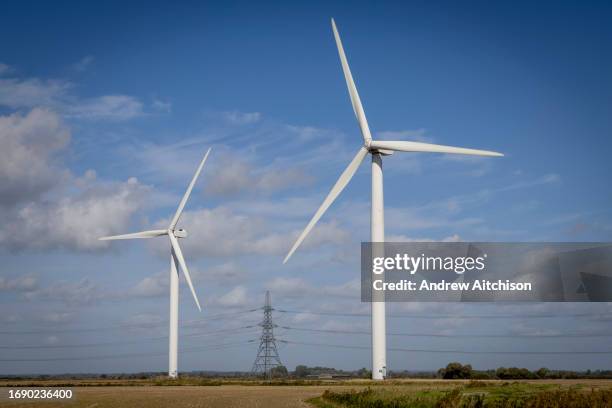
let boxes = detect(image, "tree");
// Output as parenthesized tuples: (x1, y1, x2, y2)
(536, 367, 549, 379)
(270, 365, 288, 378)
(438, 362, 473, 379)
(356, 368, 371, 379)
(294, 365, 309, 378)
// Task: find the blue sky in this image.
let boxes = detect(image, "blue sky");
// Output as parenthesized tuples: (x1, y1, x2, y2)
(1, 0, 612, 375)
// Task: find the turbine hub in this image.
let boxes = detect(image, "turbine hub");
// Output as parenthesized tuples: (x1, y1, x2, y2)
(368, 147, 394, 156)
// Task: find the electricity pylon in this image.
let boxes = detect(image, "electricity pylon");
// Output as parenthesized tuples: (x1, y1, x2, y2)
(251, 291, 283, 379)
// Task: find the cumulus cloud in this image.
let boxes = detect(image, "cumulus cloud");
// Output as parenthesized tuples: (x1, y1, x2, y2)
(0, 78, 71, 109)
(0, 175, 150, 251)
(0, 106, 155, 252)
(130, 271, 168, 297)
(0, 108, 70, 206)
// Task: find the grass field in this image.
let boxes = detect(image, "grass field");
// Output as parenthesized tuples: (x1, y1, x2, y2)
(308, 380, 612, 408)
(1, 379, 611, 408)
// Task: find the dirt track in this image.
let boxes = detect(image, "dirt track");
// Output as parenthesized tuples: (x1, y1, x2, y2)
(1, 385, 339, 408)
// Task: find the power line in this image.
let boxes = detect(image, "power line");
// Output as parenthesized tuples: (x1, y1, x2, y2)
(0, 341, 257, 362)
(281, 340, 612, 355)
(280, 326, 612, 339)
(0, 309, 260, 335)
(0, 326, 259, 350)
(275, 309, 610, 319)
(6, 323, 607, 351)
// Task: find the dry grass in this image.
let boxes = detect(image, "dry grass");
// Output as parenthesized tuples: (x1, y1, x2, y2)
(310, 381, 612, 408)
(0, 379, 610, 408)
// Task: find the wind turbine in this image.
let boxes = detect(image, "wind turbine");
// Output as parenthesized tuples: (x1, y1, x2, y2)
(283, 19, 503, 380)
(99, 147, 211, 378)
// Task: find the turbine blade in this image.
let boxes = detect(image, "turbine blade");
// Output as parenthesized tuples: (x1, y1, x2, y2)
(169, 148, 211, 230)
(331, 18, 372, 144)
(369, 140, 504, 157)
(99, 229, 168, 241)
(169, 233, 202, 311)
(283, 147, 368, 264)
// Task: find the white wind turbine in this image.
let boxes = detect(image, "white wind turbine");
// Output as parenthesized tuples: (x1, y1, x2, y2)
(99, 148, 211, 378)
(283, 19, 503, 380)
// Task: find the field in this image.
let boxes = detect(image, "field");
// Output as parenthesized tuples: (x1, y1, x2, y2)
(1, 379, 611, 408)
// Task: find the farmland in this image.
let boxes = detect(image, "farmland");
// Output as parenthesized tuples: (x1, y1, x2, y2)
(1, 379, 611, 408)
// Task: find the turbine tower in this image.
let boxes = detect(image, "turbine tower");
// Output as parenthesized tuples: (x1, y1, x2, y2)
(283, 19, 503, 380)
(99, 148, 211, 378)
(251, 291, 283, 379)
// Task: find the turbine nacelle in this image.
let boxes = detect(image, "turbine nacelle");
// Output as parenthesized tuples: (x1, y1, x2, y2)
(173, 228, 188, 238)
(368, 146, 394, 156)
(364, 138, 393, 155)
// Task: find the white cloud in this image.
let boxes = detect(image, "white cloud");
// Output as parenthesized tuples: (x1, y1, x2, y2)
(152, 98, 172, 113)
(130, 271, 168, 297)
(0, 63, 14, 76)
(321, 278, 361, 298)
(266, 277, 360, 299)
(386, 234, 462, 242)
(214, 285, 249, 307)
(0, 176, 151, 251)
(123, 313, 166, 331)
(157, 207, 348, 258)
(40, 312, 74, 323)
(0, 69, 144, 121)
(196, 262, 247, 285)
(267, 277, 311, 297)
(377, 128, 429, 141)
(0, 78, 71, 109)
(24, 278, 105, 306)
(204, 153, 313, 197)
(73, 56, 94, 72)
(497, 173, 561, 192)
(0, 274, 38, 292)
(45, 335, 59, 344)
(0, 107, 156, 252)
(0, 108, 70, 206)
(223, 111, 261, 124)
(67, 95, 144, 120)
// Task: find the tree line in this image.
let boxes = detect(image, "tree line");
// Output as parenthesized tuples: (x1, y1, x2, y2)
(433, 362, 612, 380)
